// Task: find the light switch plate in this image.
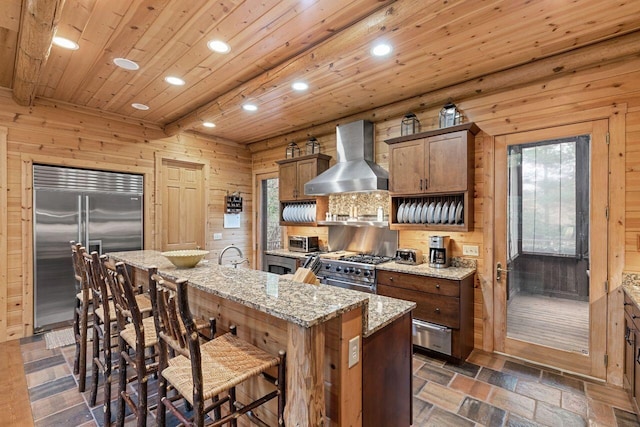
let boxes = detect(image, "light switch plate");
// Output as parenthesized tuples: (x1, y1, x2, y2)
(213, 233, 222, 240)
(348, 335, 360, 368)
(462, 244, 479, 256)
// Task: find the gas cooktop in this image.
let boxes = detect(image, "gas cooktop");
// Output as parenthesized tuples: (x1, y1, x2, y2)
(337, 254, 394, 265)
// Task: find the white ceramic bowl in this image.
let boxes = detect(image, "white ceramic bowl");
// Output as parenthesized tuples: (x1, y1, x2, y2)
(161, 250, 209, 268)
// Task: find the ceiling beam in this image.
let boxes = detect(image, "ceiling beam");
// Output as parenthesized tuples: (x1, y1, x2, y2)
(248, 29, 640, 153)
(12, 0, 65, 106)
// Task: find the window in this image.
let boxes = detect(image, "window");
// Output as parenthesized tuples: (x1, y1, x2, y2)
(508, 135, 589, 258)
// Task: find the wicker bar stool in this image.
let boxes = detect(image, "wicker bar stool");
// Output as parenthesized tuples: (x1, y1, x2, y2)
(150, 273, 286, 427)
(103, 260, 159, 427)
(71, 241, 92, 392)
(83, 250, 119, 426)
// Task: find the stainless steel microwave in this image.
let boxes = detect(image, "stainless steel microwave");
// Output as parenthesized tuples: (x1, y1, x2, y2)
(288, 235, 319, 253)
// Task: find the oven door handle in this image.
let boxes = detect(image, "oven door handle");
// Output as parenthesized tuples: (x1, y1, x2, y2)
(322, 277, 375, 293)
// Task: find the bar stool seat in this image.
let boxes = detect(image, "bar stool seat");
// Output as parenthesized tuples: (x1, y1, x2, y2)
(163, 332, 280, 405)
(120, 316, 158, 350)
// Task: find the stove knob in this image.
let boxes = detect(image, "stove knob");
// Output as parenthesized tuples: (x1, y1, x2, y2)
(355, 269, 361, 275)
(325, 264, 331, 270)
(336, 266, 342, 272)
(363, 270, 371, 277)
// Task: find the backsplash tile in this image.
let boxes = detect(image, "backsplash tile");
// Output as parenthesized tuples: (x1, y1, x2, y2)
(328, 191, 390, 218)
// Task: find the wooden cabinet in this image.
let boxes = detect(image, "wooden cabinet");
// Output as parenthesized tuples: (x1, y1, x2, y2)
(276, 153, 331, 226)
(377, 270, 474, 361)
(385, 123, 479, 231)
(276, 153, 331, 201)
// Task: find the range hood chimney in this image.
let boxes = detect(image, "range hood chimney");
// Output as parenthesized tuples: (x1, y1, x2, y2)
(304, 120, 388, 195)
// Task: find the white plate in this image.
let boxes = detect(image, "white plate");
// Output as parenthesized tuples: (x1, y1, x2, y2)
(455, 201, 463, 224)
(397, 202, 405, 223)
(306, 204, 312, 222)
(433, 202, 442, 224)
(449, 201, 457, 224)
(294, 205, 301, 222)
(285, 205, 291, 222)
(311, 204, 316, 222)
(441, 201, 450, 224)
(415, 202, 423, 223)
(427, 202, 436, 223)
(408, 202, 417, 224)
(421, 203, 429, 223)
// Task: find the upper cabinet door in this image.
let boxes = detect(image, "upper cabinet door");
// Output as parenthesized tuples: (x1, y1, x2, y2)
(296, 158, 320, 198)
(427, 132, 469, 193)
(279, 162, 298, 200)
(389, 139, 425, 194)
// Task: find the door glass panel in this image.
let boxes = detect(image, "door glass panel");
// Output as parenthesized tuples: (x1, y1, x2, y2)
(262, 177, 282, 251)
(506, 135, 590, 354)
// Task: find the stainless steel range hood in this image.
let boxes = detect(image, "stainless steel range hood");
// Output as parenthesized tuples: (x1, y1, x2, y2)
(304, 120, 388, 195)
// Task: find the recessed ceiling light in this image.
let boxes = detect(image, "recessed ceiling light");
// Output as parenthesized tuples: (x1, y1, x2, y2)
(291, 81, 309, 91)
(52, 36, 79, 50)
(113, 58, 139, 70)
(207, 40, 231, 53)
(371, 42, 392, 57)
(131, 103, 149, 110)
(242, 103, 258, 112)
(202, 122, 216, 128)
(164, 76, 185, 86)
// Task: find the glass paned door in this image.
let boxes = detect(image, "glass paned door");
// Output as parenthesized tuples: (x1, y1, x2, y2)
(255, 172, 282, 271)
(495, 120, 608, 379)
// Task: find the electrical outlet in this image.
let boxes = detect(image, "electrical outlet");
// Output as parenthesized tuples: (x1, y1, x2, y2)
(462, 244, 479, 256)
(213, 233, 222, 240)
(348, 335, 360, 368)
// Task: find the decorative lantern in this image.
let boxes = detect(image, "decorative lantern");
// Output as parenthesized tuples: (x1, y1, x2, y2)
(438, 102, 462, 128)
(285, 142, 300, 159)
(305, 137, 320, 155)
(401, 113, 420, 136)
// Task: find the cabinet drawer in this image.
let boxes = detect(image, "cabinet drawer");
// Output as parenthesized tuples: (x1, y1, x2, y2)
(377, 270, 459, 297)
(625, 292, 640, 330)
(378, 284, 459, 328)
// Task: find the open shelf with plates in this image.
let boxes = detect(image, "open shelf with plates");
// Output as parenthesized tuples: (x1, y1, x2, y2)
(389, 193, 472, 231)
(279, 198, 328, 226)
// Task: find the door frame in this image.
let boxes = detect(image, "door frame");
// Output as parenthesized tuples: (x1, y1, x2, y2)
(253, 170, 279, 271)
(495, 120, 608, 379)
(482, 104, 627, 384)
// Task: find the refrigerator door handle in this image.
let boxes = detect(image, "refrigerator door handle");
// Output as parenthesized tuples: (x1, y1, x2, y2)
(85, 195, 90, 248)
(77, 195, 83, 244)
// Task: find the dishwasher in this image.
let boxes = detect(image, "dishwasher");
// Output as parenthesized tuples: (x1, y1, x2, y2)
(413, 319, 452, 356)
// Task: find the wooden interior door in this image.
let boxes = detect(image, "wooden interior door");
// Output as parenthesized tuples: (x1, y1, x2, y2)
(494, 120, 609, 379)
(161, 159, 205, 251)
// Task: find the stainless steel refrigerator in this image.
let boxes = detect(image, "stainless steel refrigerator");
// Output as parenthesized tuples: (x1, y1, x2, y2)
(33, 165, 144, 332)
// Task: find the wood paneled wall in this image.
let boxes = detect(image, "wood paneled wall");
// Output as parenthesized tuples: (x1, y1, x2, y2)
(0, 89, 253, 342)
(251, 55, 640, 385)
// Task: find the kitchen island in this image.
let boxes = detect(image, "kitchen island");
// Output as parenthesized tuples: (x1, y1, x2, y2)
(108, 250, 415, 426)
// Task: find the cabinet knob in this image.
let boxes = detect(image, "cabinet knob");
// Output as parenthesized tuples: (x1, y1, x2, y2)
(435, 284, 440, 289)
(435, 308, 440, 314)
(389, 277, 393, 281)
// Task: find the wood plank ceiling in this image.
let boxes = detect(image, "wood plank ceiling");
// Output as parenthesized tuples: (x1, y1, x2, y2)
(1, 0, 640, 145)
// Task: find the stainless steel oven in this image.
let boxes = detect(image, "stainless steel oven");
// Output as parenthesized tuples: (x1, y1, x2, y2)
(264, 254, 298, 275)
(318, 254, 393, 294)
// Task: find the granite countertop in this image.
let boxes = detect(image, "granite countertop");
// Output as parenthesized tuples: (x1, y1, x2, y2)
(108, 250, 414, 337)
(622, 272, 640, 306)
(377, 260, 476, 281)
(264, 249, 309, 260)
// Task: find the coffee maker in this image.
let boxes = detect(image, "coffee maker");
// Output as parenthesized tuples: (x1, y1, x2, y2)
(429, 236, 450, 268)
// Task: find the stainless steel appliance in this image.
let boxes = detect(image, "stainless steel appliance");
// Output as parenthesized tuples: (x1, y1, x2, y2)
(428, 235, 450, 268)
(413, 319, 452, 355)
(395, 248, 423, 265)
(319, 254, 394, 293)
(33, 165, 144, 331)
(288, 235, 319, 253)
(317, 225, 398, 293)
(304, 120, 389, 195)
(264, 254, 298, 275)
